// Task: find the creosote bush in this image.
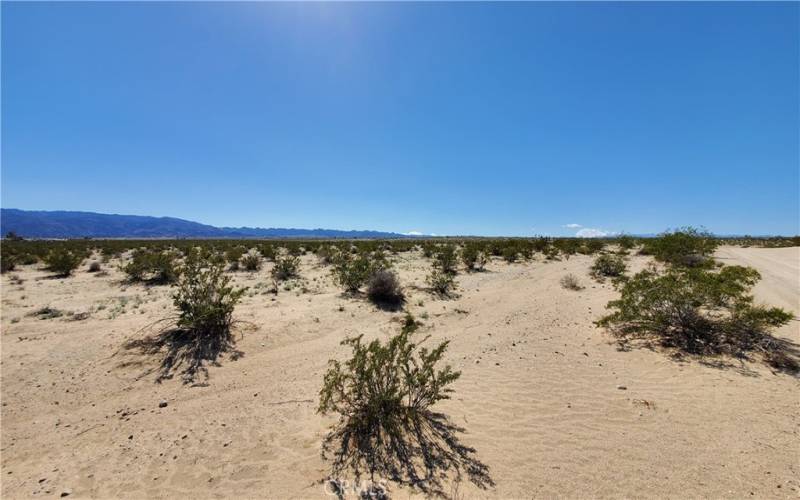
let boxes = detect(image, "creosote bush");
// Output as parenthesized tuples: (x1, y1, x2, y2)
(173, 252, 246, 340)
(560, 274, 583, 291)
(240, 251, 262, 272)
(597, 265, 796, 371)
(590, 254, 627, 280)
(641, 227, 718, 268)
(427, 268, 456, 297)
(271, 255, 300, 281)
(461, 244, 487, 271)
(124, 251, 248, 383)
(332, 253, 377, 293)
(433, 244, 458, 275)
(44, 248, 82, 277)
(123, 249, 178, 284)
(366, 268, 404, 308)
(1, 254, 16, 274)
(318, 314, 460, 474)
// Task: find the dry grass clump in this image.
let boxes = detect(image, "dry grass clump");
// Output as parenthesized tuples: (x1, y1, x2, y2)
(560, 273, 583, 290)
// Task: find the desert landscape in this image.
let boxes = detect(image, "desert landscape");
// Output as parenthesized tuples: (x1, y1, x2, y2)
(1, 237, 797, 498)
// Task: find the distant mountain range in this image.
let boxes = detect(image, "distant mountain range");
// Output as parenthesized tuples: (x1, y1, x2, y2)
(0, 209, 411, 239)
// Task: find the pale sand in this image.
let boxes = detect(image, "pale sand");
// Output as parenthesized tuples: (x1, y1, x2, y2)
(1, 246, 798, 498)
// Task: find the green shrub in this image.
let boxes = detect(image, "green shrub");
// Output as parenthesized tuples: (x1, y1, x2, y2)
(1, 253, 16, 273)
(174, 252, 246, 340)
(271, 255, 300, 281)
(318, 314, 460, 474)
(123, 250, 179, 284)
(366, 268, 404, 308)
(590, 254, 627, 280)
(433, 244, 458, 274)
(331, 253, 376, 293)
(461, 244, 487, 271)
(502, 246, 518, 263)
(87, 261, 102, 273)
(597, 265, 796, 371)
(44, 248, 82, 277)
(241, 252, 262, 272)
(427, 268, 456, 297)
(642, 227, 718, 268)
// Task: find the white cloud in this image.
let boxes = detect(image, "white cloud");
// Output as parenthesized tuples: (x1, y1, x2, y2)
(563, 223, 582, 229)
(576, 227, 617, 238)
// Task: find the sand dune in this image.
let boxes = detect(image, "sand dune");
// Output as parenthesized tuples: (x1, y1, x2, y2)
(1, 246, 798, 498)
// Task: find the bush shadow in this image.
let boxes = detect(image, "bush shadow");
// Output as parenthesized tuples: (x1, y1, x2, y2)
(122, 326, 243, 384)
(322, 409, 493, 498)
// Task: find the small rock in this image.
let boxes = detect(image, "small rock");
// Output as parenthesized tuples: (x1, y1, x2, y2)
(61, 489, 72, 497)
(159, 400, 168, 408)
(617, 385, 627, 390)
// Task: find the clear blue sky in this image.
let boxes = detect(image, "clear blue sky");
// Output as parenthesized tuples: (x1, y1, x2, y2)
(2, 2, 798, 236)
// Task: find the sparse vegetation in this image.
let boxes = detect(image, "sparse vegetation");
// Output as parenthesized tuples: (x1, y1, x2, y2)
(88, 261, 102, 273)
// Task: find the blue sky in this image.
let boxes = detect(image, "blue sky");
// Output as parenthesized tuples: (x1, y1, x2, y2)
(2, 2, 798, 236)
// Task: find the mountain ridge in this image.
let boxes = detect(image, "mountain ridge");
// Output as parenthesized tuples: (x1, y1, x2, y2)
(0, 209, 411, 239)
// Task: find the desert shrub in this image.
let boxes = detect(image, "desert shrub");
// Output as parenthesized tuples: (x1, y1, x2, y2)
(44, 248, 82, 277)
(240, 252, 262, 272)
(29, 306, 65, 320)
(642, 227, 718, 268)
(316, 245, 340, 266)
(560, 274, 583, 290)
(366, 268, 404, 308)
(123, 250, 179, 284)
(433, 244, 458, 274)
(501, 246, 518, 263)
(173, 252, 245, 339)
(318, 314, 460, 474)
(597, 265, 796, 371)
(581, 239, 605, 255)
(125, 251, 248, 382)
(590, 254, 627, 280)
(271, 255, 300, 281)
(87, 261, 102, 273)
(1, 254, 16, 273)
(553, 239, 580, 259)
(461, 244, 487, 271)
(427, 268, 456, 297)
(331, 254, 376, 293)
(616, 235, 635, 252)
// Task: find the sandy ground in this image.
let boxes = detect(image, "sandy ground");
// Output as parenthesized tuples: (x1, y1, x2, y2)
(1, 246, 798, 499)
